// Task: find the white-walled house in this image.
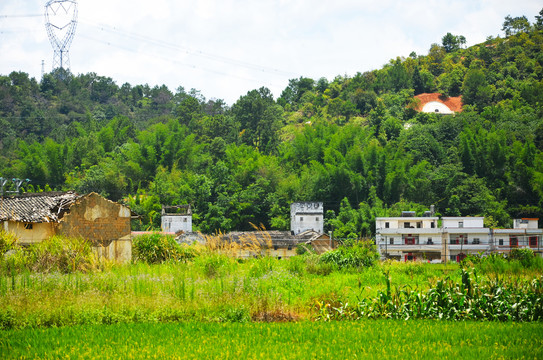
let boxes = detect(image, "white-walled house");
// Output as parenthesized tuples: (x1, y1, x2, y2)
(376, 214, 496, 262)
(290, 202, 323, 235)
(441, 217, 491, 262)
(375, 213, 441, 262)
(493, 218, 542, 253)
(161, 205, 192, 234)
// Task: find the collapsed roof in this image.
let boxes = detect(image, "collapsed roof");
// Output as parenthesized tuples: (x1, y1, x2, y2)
(0, 191, 81, 223)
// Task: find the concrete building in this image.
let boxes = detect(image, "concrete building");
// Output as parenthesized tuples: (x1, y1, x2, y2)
(161, 205, 192, 234)
(442, 217, 491, 262)
(493, 218, 542, 254)
(0, 191, 132, 262)
(290, 202, 323, 235)
(377, 213, 541, 262)
(375, 212, 440, 262)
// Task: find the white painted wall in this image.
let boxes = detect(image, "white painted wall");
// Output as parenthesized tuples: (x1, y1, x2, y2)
(290, 202, 323, 235)
(442, 217, 484, 228)
(161, 215, 192, 233)
(421, 101, 454, 114)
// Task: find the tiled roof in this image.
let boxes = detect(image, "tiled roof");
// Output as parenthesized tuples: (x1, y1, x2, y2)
(218, 230, 324, 248)
(0, 191, 81, 223)
(414, 93, 463, 113)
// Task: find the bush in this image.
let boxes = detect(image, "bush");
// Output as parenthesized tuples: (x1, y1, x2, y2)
(295, 243, 314, 255)
(195, 253, 232, 278)
(509, 248, 538, 267)
(132, 233, 196, 264)
(463, 249, 543, 272)
(0, 230, 18, 255)
(305, 254, 336, 276)
(29, 236, 97, 273)
(0, 236, 98, 274)
(320, 240, 379, 269)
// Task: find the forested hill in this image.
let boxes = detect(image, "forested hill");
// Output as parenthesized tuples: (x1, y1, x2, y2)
(1, 12, 543, 236)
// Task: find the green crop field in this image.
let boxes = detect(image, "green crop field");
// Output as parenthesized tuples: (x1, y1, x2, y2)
(1, 235, 542, 358)
(2, 320, 543, 359)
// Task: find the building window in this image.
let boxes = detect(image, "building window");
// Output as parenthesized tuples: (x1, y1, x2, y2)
(473, 238, 480, 245)
(300, 217, 303, 222)
(529, 237, 538, 248)
(316, 217, 319, 222)
(431, 222, 435, 228)
(499, 239, 503, 246)
(458, 221, 463, 228)
(385, 222, 389, 228)
(389, 238, 394, 245)
(417, 222, 422, 229)
(183, 218, 187, 222)
(24, 223, 33, 230)
(404, 235, 416, 245)
(404, 222, 411, 228)
(450, 255, 456, 261)
(427, 238, 433, 245)
(510, 237, 518, 248)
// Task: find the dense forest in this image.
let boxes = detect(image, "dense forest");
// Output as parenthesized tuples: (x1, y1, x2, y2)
(1, 11, 543, 237)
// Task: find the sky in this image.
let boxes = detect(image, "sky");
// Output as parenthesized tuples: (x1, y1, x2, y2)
(0, 0, 541, 105)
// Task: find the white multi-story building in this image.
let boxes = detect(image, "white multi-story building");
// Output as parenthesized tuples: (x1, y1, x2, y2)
(375, 212, 441, 262)
(442, 217, 491, 262)
(493, 218, 542, 253)
(290, 202, 323, 235)
(376, 213, 495, 262)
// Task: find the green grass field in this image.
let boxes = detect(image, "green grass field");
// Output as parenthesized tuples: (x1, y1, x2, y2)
(2, 320, 542, 359)
(1, 243, 542, 358)
(0, 259, 465, 329)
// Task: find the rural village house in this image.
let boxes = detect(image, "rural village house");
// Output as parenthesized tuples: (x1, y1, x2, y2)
(290, 202, 324, 235)
(0, 191, 132, 262)
(161, 204, 192, 234)
(215, 230, 330, 259)
(376, 212, 542, 262)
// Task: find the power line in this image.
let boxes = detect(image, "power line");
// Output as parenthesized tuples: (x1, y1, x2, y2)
(0, 14, 42, 19)
(79, 18, 299, 79)
(78, 33, 286, 89)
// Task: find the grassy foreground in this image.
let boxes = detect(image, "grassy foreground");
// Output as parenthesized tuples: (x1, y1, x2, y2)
(2, 320, 542, 359)
(0, 259, 462, 329)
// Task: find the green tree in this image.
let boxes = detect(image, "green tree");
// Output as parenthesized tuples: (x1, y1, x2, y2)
(232, 87, 283, 153)
(442, 33, 466, 53)
(462, 69, 493, 110)
(502, 15, 531, 36)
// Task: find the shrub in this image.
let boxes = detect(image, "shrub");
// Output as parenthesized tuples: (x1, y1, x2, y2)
(194, 253, 232, 278)
(463, 249, 543, 272)
(132, 233, 196, 264)
(295, 243, 314, 255)
(29, 236, 97, 273)
(305, 254, 336, 276)
(320, 240, 379, 269)
(509, 248, 537, 267)
(0, 230, 18, 255)
(1, 236, 98, 274)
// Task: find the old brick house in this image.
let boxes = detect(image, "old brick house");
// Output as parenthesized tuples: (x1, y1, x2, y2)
(0, 191, 132, 262)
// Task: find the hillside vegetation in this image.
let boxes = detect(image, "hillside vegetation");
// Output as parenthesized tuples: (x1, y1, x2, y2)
(1, 11, 543, 235)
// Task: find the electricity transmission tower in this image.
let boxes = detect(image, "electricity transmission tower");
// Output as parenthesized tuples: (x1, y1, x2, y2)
(44, 0, 78, 71)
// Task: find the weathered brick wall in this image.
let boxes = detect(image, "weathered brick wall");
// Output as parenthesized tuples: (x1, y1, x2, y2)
(58, 193, 131, 243)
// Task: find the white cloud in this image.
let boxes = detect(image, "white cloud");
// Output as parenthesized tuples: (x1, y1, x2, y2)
(1, 0, 542, 104)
